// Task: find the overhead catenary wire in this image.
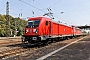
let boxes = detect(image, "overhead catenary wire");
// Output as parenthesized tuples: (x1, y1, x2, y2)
(0, 5, 6, 14)
(18, 0, 79, 26)
(53, 0, 90, 8)
(27, 0, 54, 19)
(45, 0, 72, 23)
(19, 0, 45, 12)
(12, 0, 89, 26)
(0, 0, 89, 26)
(54, 15, 73, 26)
(10, 7, 44, 13)
(54, 8, 90, 14)
(47, 0, 90, 26)
(31, 0, 47, 9)
(50, 0, 62, 8)
(9, 7, 45, 18)
(48, 0, 90, 15)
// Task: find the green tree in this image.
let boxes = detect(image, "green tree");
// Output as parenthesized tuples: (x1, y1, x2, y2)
(0, 14, 26, 37)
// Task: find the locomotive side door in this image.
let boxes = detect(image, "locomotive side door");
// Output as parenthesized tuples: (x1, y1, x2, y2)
(45, 21, 51, 36)
(48, 21, 51, 36)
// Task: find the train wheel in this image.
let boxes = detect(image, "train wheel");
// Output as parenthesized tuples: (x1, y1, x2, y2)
(43, 39, 49, 46)
(22, 36, 25, 43)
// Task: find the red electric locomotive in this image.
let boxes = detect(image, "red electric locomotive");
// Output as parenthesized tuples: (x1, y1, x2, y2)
(22, 16, 82, 44)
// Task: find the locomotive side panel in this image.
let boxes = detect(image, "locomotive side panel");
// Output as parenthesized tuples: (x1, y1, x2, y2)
(39, 18, 46, 36)
(51, 22, 59, 36)
(65, 26, 73, 35)
(72, 27, 82, 36)
(59, 24, 66, 35)
(39, 18, 51, 36)
(51, 22, 73, 36)
(75, 29, 82, 35)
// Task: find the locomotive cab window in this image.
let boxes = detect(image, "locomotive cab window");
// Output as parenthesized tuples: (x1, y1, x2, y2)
(26, 20, 40, 28)
(46, 21, 48, 26)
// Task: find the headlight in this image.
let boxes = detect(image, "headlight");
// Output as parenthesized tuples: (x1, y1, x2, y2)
(33, 29, 36, 32)
(35, 30, 38, 33)
(33, 29, 38, 33)
(26, 29, 29, 33)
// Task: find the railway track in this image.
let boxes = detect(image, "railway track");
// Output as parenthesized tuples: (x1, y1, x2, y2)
(0, 37, 22, 47)
(0, 42, 40, 59)
(0, 37, 20, 40)
(0, 46, 39, 59)
(0, 47, 27, 59)
(0, 42, 22, 47)
(0, 37, 28, 59)
(0, 36, 87, 60)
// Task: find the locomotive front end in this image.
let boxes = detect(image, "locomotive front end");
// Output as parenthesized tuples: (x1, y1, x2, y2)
(22, 18, 41, 44)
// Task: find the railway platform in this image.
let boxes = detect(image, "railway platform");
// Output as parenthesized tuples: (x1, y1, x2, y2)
(38, 36, 90, 60)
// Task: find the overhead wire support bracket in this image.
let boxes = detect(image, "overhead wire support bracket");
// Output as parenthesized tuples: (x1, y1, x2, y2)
(43, 7, 54, 19)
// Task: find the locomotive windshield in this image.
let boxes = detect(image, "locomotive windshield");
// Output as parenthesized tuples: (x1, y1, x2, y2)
(26, 20, 40, 28)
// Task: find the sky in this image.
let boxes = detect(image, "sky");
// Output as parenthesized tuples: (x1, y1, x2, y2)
(0, 0, 90, 26)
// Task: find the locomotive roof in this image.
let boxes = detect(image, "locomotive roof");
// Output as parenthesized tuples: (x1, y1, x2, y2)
(28, 16, 49, 20)
(28, 16, 77, 28)
(28, 16, 72, 27)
